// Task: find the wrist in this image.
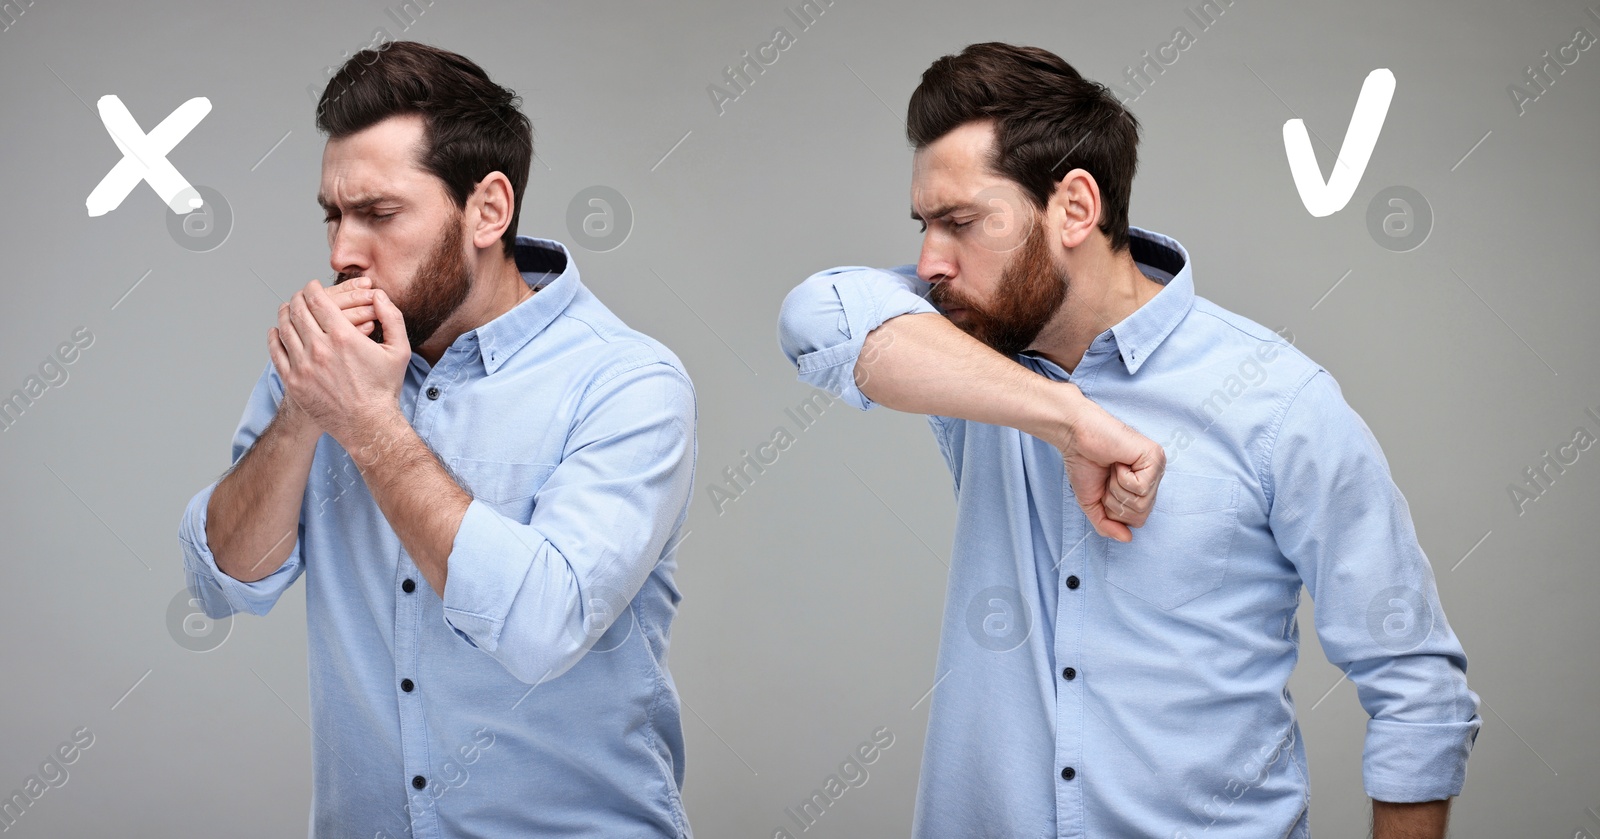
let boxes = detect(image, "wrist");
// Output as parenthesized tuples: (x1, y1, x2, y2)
(341, 406, 407, 468)
(1033, 380, 1086, 451)
(275, 397, 322, 444)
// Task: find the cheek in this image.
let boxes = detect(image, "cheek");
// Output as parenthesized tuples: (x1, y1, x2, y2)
(967, 263, 1011, 307)
(372, 245, 423, 289)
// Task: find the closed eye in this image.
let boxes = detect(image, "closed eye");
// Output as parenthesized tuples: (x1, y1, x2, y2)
(917, 218, 972, 234)
(324, 209, 396, 223)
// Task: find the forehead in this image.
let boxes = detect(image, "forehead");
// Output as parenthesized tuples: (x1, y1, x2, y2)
(318, 113, 439, 207)
(910, 120, 1006, 213)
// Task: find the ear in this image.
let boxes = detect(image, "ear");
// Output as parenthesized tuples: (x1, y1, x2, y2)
(467, 171, 515, 252)
(1048, 168, 1102, 250)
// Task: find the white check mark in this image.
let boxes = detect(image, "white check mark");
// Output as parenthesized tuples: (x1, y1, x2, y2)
(1282, 69, 1395, 217)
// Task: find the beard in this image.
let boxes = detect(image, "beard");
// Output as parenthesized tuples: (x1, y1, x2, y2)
(336, 217, 473, 353)
(927, 217, 1068, 358)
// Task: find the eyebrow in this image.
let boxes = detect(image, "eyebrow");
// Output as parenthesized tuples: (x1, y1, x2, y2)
(316, 192, 401, 212)
(910, 203, 967, 223)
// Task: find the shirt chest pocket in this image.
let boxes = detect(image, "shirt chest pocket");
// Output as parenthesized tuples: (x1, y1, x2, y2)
(447, 457, 559, 525)
(1102, 471, 1241, 610)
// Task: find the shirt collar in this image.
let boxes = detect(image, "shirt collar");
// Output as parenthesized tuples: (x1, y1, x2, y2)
(471, 235, 582, 375)
(1021, 225, 1195, 378)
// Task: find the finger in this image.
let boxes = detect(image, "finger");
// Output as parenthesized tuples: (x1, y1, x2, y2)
(277, 303, 305, 362)
(302, 280, 350, 336)
(372, 288, 406, 349)
(1109, 464, 1150, 512)
(1084, 502, 1133, 543)
(1070, 472, 1135, 542)
(267, 326, 290, 375)
(1104, 479, 1151, 528)
(1107, 477, 1132, 518)
(1114, 462, 1142, 495)
(342, 304, 377, 326)
(328, 283, 374, 308)
(1132, 443, 1167, 488)
(1133, 460, 1161, 505)
(287, 291, 320, 345)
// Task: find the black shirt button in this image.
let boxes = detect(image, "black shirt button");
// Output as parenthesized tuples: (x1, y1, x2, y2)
(1066, 575, 1081, 590)
(1062, 667, 1076, 681)
(402, 579, 415, 593)
(401, 678, 414, 693)
(1061, 766, 1076, 781)
(426, 386, 440, 400)
(412, 775, 426, 789)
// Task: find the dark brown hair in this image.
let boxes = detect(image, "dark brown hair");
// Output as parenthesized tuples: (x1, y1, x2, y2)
(907, 43, 1141, 252)
(316, 41, 533, 258)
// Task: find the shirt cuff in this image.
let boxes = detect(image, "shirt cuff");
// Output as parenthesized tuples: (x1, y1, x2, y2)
(178, 480, 303, 618)
(1362, 716, 1482, 801)
(779, 265, 938, 410)
(440, 497, 543, 651)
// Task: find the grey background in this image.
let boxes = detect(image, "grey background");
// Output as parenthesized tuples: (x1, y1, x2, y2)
(1, 0, 1596, 836)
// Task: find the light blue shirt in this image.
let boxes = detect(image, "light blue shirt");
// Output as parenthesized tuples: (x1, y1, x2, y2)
(777, 226, 1480, 838)
(181, 236, 698, 838)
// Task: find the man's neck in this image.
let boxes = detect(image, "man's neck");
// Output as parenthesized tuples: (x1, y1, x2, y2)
(1027, 250, 1163, 374)
(416, 256, 532, 367)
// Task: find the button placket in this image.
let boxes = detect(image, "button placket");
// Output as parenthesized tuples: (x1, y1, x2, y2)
(1054, 444, 1089, 838)
(394, 555, 432, 831)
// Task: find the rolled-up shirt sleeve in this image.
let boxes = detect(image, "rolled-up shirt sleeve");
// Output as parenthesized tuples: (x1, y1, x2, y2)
(441, 358, 696, 685)
(1267, 370, 1481, 802)
(178, 362, 307, 619)
(776, 263, 938, 410)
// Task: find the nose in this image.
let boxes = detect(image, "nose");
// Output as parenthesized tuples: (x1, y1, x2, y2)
(327, 221, 370, 281)
(916, 233, 956, 287)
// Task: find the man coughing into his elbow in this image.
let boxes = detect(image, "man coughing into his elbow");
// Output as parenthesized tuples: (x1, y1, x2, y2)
(776, 42, 1477, 839)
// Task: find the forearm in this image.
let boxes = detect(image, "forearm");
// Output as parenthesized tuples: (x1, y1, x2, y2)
(206, 398, 321, 582)
(347, 409, 470, 597)
(1372, 798, 1450, 839)
(855, 312, 1080, 445)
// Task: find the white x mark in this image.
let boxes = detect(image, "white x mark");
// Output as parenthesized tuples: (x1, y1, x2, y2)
(86, 95, 211, 217)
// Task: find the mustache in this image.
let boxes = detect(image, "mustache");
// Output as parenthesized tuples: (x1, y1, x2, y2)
(929, 284, 974, 312)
